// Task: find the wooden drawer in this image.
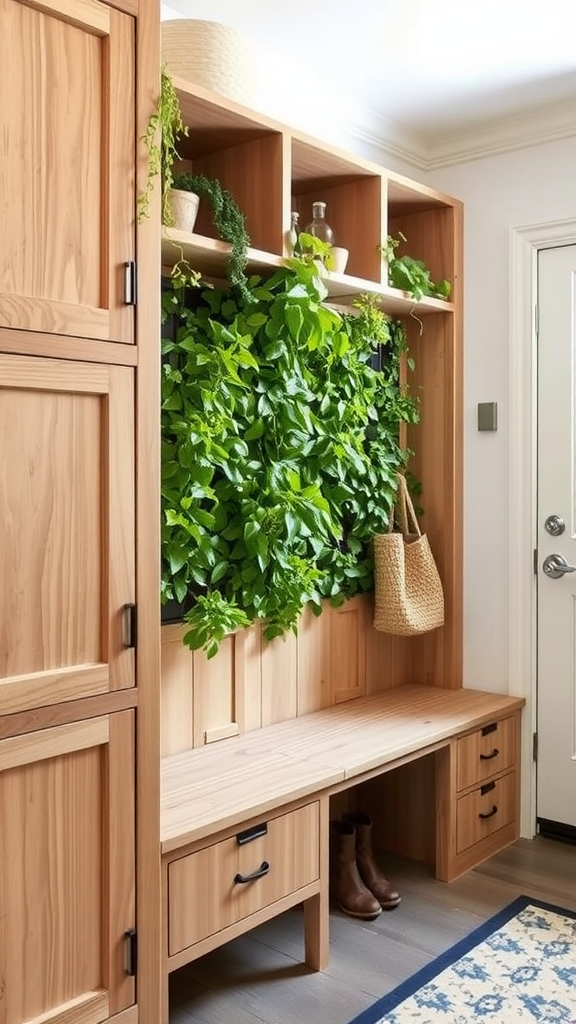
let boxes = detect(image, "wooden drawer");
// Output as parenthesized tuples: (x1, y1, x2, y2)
(457, 715, 516, 791)
(168, 802, 319, 954)
(456, 771, 516, 853)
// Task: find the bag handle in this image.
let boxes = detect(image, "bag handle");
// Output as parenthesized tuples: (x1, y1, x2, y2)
(390, 474, 421, 536)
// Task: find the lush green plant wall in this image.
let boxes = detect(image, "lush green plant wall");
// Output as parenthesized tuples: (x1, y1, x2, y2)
(161, 258, 418, 657)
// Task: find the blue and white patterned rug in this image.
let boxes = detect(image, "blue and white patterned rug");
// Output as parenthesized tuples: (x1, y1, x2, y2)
(348, 896, 576, 1024)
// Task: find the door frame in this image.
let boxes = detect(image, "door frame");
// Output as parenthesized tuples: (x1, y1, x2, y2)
(509, 217, 576, 838)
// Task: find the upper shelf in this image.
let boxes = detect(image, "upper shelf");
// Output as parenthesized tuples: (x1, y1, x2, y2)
(161, 229, 455, 317)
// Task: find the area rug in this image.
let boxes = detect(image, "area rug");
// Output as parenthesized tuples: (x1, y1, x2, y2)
(348, 896, 576, 1024)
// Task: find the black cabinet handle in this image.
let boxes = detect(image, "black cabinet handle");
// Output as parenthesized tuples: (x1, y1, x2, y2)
(234, 861, 270, 884)
(124, 928, 137, 976)
(479, 748, 499, 760)
(479, 805, 498, 820)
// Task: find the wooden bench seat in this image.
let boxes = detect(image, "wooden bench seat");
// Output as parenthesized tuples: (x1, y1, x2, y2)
(161, 683, 524, 852)
(160, 681, 524, 1022)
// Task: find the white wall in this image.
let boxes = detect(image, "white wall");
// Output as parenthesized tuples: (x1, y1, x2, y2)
(426, 136, 576, 694)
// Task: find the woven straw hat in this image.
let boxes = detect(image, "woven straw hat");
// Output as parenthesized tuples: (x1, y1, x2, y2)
(161, 19, 258, 107)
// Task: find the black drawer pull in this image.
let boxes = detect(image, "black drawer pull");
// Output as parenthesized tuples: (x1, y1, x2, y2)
(479, 805, 498, 820)
(481, 722, 497, 736)
(480, 780, 496, 795)
(234, 861, 270, 884)
(480, 748, 499, 760)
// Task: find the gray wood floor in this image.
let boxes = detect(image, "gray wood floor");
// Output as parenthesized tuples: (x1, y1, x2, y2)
(169, 837, 576, 1024)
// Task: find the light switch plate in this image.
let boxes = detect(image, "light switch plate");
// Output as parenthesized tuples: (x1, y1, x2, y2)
(477, 402, 498, 432)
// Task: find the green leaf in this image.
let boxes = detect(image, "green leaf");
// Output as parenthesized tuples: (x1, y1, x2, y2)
(286, 304, 304, 342)
(244, 418, 265, 441)
(211, 561, 229, 583)
(168, 544, 188, 574)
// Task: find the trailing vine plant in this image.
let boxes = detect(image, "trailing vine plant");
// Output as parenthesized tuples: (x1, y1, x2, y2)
(138, 64, 188, 225)
(161, 255, 419, 658)
(381, 232, 451, 302)
(171, 172, 251, 301)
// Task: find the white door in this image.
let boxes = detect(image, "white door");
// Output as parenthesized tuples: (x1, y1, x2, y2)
(537, 243, 576, 834)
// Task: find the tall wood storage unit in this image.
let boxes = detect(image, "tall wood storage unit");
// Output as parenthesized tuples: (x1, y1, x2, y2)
(0, 4, 161, 1024)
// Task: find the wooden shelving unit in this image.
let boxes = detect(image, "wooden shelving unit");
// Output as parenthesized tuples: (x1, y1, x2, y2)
(161, 228, 455, 315)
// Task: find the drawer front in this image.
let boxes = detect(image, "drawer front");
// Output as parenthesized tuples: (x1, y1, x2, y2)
(457, 715, 516, 791)
(456, 772, 516, 853)
(168, 802, 319, 955)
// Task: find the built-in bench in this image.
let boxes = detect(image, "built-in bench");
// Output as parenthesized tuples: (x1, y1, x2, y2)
(160, 682, 524, 1020)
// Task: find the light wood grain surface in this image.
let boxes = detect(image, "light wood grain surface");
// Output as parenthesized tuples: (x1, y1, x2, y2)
(161, 684, 524, 851)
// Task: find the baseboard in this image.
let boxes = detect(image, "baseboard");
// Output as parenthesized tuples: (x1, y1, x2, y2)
(537, 817, 576, 845)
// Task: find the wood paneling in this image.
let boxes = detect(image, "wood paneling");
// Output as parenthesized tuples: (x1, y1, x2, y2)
(193, 134, 284, 255)
(161, 593, 469, 757)
(261, 632, 297, 727)
(297, 604, 331, 715)
(0, 0, 135, 343)
(357, 755, 436, 866)
(406, 310, 462, 688)
(331, 597, 367, 704)
(161, 599, 381, 756)
(193, 635, 236, 747)
(161, 626, 194, 756)
(293, 177, 383, 283)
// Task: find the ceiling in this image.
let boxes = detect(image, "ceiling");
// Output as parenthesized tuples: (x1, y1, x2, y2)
(161, 0, 576, 166)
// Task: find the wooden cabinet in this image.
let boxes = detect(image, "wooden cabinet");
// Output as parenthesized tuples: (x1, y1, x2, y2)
(0, 0, 135, 344)
(454, 715, 519, 856)
(437, 710, 522, 881)
(0, 355, 135, 715)
(0, 710, 136, 1024)
(0, 2, 161, 1024)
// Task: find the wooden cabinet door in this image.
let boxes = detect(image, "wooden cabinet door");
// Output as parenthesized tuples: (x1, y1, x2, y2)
(0, 354, 135, 715)
(0, 711, 136, 1024)
(0, 0, 135, 344)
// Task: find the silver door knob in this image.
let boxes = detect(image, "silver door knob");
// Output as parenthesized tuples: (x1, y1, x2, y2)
(542, 553, 576, 579)
(544, 514, 565, 537)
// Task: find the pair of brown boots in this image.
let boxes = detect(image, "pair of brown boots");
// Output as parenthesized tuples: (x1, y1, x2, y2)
(329, 812, 400, 920)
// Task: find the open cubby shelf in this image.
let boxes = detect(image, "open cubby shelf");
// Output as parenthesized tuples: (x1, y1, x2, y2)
(166, 78, 461, 304)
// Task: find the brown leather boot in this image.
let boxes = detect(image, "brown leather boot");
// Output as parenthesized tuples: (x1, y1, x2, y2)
(341, 812, 401, 909)
(329, 820, 382, 920)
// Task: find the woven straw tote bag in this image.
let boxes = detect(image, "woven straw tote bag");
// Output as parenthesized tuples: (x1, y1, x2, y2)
(373, 475, 444, 635)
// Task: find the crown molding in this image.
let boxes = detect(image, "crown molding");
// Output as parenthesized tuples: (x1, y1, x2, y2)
(425, 99, 576, 169)
(339, 110, 430, 171)
(346, 99, 576, 172)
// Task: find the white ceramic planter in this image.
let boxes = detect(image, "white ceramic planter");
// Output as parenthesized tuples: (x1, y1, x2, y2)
(330, 246, 349, 274)
(167, 188, 200, 233)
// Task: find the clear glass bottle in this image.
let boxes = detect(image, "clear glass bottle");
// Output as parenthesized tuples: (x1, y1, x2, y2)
(305, 201, 335, 245)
